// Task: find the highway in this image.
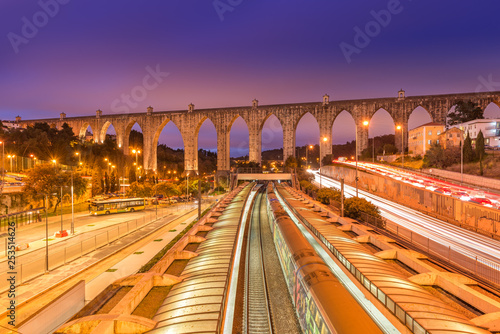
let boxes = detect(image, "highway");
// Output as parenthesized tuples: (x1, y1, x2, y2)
(313, 172, 500, 267)
(339, 161, 500, 208)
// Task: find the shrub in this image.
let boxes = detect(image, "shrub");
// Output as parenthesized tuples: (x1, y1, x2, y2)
(317, 188, 343, 205)
(344, 197, 381, 220)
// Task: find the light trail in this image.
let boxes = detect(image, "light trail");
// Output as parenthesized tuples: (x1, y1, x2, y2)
(312, 171, 500, 266)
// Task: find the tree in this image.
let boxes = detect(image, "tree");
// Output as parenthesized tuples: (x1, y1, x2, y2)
(154, 182, 180, 199)
(126, 182, 153, 198)
(104, 172, 109, 193)
(476, 130, 485, 175)
(447, 100, 484, 126)
(321, 154, 334, 166)
(382, 143, 398, 155)
(424, 143, 460, 168)
(91, 167, 103, 197)
(23, 164, 87, 212)
(129, 168, 137, 184)
(285, 156, 297, 172)
(463, 132, 475, 163)
(109, 169, 118, 193)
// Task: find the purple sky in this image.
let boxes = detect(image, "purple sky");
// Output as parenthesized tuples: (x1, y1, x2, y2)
(1, 0, 500, 156)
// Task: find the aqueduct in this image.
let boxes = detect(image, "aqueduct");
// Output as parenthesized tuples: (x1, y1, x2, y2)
(16, 90, 500, 172)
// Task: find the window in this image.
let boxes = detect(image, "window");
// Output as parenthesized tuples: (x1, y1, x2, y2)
(428, 131, 432, 135)
(437, 139, 439, 144)
(428, 140, 431, 144)
(437, 131, 441, 135)
(457, 133, 460, 138)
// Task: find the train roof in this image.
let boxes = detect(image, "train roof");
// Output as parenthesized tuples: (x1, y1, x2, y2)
(276, 185, 491, 334)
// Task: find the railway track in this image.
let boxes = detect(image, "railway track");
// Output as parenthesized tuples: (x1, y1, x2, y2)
(243, 188, 273, 334)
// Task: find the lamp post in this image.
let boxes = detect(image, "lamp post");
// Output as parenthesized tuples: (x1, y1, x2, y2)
(319, 137, 327, 189)
(45, 194, 49, 273)
(7, 155, 15, 173)
(71, 169, 74, 234)
(0, 141, 4, 189)
(75, 152, 80, 164)
(460, 132, 464, 184)
(397, 125, 404, 168)
(52, 159, 57, 171)
(307, 145, 313, 168)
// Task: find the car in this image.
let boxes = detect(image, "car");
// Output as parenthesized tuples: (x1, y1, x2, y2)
(434, 187, 452, 195)
(469, 197, 492, 206)
(451, 191, 470, 201)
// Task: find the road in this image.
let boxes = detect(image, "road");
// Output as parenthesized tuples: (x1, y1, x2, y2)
(337, 161, 500, 208)
(313, 171, 500, 266)
(0, 203, 197, 267)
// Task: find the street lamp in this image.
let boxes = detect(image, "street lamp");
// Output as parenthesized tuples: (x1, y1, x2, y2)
(132, 149, 141, 166)
(319, 137, 327, 189)
(0, 141, 4, 190)
(396, 125, 404, 168)
(7, 155, 15, 172)
(307, 145, 313, 167)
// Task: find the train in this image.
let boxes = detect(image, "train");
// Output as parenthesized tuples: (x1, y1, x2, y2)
(265, 184, 383, 334)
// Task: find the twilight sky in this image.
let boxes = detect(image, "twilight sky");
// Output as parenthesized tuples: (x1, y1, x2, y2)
(1, 0, 500, 157)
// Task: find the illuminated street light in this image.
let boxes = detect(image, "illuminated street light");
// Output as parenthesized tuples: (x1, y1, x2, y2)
(396, 125, 404, 168)
(320, 136, 328, 189)
(7, 154, 15, 172)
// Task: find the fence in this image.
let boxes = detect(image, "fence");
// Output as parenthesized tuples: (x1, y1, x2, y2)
(381, 220, 500, 285)
(0, 207, 45, 231)
(0, 203, 203, 293)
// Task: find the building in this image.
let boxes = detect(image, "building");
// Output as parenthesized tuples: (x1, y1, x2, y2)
(408, 122, 445, 155)
(451, 119, 500, 148)
(438, 127, 463, 150)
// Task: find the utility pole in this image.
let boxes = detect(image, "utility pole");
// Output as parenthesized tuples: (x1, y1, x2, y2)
(198, 173, 202, 220)
(71, 170, 74, 234)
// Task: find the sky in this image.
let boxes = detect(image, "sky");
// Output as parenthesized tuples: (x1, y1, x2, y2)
(1, 0, 500, 157)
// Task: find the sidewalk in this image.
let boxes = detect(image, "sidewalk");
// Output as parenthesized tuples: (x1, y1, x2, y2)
(0, 204, 210, 332)
(0, 203, 191, 259)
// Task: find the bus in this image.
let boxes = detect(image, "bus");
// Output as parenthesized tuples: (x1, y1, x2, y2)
(90, 198, 145, 215)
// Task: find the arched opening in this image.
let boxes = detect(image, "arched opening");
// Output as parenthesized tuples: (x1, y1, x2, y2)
(261, 114, 283, 172)
(229, 116, 249, 168)
(484, 102, 500, 119)
(126, 122, 144, 176)
(366, 109, 396, 161)
(196, 118, 217, 176)
(155, 119, 184, 180)
(100, 121, 117, 144)
(408, 106, 433, 130)
(79, 124, 93, 142)
(331, 110, 356, 160)
(295, 112, 319, 168)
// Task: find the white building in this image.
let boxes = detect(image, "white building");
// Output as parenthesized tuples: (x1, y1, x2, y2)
(1, 120, 21, 130)
(451, 119, 500, 148)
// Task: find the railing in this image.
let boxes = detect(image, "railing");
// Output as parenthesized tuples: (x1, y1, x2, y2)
(383, 220, 500, 285)
(0, 204, 199, 293)
(0, 207, 45, 231)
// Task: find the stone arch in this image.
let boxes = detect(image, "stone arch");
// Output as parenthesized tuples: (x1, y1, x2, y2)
(412, 105, 434, 123)
(331, 110, 356, 143)
(408, 106, 433, 130)
(153, 117, 184, 174)
(99, 121, 117, 144)
(228, 114, 250, 160)
(368, 108, 396, 135)
(293, 110, 319, 132)
(123, 119, 144, 153)
(79, 123, 94, 141)
(260, 113, 284, 163)
(195, 116, 218, 175)
(153, 118, 184, 150)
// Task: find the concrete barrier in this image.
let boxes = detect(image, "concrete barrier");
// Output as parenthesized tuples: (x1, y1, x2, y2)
(18, 280, 85, 334)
